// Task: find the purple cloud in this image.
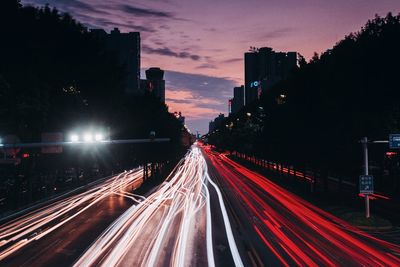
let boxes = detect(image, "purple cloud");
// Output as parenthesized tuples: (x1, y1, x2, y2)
(120, 4, 174, 18)
(143, 46, 201, 61)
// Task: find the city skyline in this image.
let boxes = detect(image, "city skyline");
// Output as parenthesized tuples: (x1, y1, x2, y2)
(22, 0, 400, 134)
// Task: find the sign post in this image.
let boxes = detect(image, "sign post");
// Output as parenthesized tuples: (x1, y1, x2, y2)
(358, 135, 400, 219)
(360, 137, 372, 218)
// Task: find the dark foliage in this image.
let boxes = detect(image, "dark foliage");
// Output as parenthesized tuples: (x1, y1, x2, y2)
(0, 0, 186, 162)
(209, 13, 400, 177)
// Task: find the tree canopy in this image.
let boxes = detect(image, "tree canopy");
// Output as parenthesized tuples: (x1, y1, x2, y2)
(208, 13, 400, 175)
(0, 0, 186, 161)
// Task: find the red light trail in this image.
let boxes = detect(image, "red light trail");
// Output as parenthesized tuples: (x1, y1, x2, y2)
(203, 146, 400, 266)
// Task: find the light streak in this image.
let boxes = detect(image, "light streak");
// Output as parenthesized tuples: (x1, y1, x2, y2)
(74, 146, 243, 267)
(0, 169, 144, 260)
(204, 148, 400, 266)
(1, 146, 245, 266)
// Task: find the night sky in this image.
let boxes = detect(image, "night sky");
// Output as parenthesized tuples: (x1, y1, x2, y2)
(22, 0, 400, 134)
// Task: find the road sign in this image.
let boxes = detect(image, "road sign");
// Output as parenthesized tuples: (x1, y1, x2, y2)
(359, 175, 374, 194)
(389, 134, 400, 149)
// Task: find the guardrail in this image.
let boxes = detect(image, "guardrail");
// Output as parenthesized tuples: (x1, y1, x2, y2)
(231, 151, 393, 201)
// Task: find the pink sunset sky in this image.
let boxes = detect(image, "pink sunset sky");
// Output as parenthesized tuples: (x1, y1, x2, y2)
(23, 0, 400, 134)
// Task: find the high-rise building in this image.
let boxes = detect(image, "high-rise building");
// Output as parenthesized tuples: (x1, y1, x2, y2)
(244, 51, 258, 105)
(144, 67, 165, 102)
(91, 28, 141, 95)
(230, 85, 244, 114)
(244, 47, 297, 105)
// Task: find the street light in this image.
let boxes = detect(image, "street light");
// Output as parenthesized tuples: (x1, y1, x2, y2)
(70, 134, 79, 143)
(83, 133, 93, 142)
(95, 133, 104, 141)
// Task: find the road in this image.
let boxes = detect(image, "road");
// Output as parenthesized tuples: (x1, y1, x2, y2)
(202, 145, 400, 266)
(2, 144, 399, 267)
(0, 169, 144, 266)
(0, 147, 244, 267)
(75, 146, 243, 267)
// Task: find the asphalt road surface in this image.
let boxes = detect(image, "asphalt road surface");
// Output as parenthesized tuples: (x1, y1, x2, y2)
(2, 145, 399, 267)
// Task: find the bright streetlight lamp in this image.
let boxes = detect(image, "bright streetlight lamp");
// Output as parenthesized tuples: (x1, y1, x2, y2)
(83, 133, 93, 142)
(95, 133, 104, 141)
(70, 134, 79, 142)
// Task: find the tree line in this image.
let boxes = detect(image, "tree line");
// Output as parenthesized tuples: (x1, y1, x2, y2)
(0, 0, 186, 162)
(208, 13, 400, 183)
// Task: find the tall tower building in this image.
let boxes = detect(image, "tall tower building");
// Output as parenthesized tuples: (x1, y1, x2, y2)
(244, 47, 297, 106)
(244, 51, 259, 105)
(91, 28, 141, 95)
(144, 67, 165, 102)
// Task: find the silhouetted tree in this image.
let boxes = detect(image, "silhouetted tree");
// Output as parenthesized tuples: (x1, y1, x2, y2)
(0, 0, 186, 161)
(209, 13, 400, 181)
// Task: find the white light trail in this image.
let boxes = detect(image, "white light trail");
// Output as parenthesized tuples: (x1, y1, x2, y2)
(75, 146, 243, 267)
(0, 169, 144, 260)
(0, 146, 244, 266)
